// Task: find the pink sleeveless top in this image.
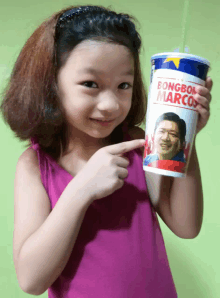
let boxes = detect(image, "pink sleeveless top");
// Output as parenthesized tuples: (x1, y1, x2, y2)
(30, 130, 178, 298)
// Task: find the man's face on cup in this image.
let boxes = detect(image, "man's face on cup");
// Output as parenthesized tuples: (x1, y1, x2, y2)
(154, 120, 181, 160)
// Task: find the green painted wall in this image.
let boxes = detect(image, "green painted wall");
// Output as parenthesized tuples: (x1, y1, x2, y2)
(1, 0, 219, 297)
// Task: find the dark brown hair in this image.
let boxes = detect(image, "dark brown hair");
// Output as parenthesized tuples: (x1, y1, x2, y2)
(0, 4, 147, 161)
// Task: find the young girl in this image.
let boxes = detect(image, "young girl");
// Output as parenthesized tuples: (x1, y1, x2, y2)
(1, 5, 212, 297)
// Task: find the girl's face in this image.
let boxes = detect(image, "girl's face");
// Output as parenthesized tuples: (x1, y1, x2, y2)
(57, 40, 134, 147)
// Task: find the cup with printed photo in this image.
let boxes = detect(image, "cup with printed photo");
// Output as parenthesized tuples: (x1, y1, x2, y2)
(143, 52, 210, 177)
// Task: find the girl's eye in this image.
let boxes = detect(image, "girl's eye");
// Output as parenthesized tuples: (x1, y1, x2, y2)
(81, 81, 132, 89)
(82, 81, 97, 88)
(120, 82, 132, 89)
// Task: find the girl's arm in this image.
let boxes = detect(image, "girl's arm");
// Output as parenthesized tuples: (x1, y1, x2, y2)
(147, 139, 203, 239)
(14, 149, 94, 295)
(145, 76, 212, 239)
(131, 126, 203, 239)
(169, 140, 203, 238)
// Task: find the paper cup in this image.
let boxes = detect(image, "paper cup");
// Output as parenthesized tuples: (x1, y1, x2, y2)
(143, 52, 210, 178)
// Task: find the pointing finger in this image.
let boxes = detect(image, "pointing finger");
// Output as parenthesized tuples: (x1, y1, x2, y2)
(106, 139, 145, 156)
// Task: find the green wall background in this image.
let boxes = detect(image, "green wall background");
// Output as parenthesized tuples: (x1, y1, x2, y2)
(1, 0, 219, 297)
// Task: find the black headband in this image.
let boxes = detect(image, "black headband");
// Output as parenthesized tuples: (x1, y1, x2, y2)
(56, 6, 103, 29)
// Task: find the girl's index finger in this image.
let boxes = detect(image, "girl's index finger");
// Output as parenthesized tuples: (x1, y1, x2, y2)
(106, 139, 146, 156)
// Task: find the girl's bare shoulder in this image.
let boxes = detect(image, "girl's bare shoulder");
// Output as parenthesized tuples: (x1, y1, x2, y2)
(17, 147, 41, 178)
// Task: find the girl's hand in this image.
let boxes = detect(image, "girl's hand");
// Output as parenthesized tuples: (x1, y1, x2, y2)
(195, 76, 213, 134)
(74, 139, 145, 201)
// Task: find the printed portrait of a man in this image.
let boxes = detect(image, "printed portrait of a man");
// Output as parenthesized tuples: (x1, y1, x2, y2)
(144, 112, 187, 167)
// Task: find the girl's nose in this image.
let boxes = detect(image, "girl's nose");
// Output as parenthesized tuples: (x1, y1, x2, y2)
(97, 95, 120, 112)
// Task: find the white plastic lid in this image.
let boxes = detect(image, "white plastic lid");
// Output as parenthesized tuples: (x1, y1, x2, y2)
(151, 52, 210, 66)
